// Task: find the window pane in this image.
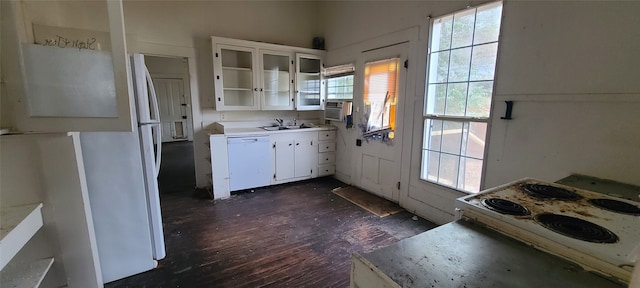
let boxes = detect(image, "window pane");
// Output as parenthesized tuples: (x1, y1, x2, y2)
(445, 83, 468, 116)
(439, 153, 460, 187)
(470, 43, 498, 81)
(422, 150, 440, 182)
(451, 9, 476, 49)
(423, 119, 443, 151)
(467, 81, 493, 118)
(431, 15, 453, 52)
(428, 51, 450, 84)
(462, 122, 487, 159)
(426, 84, 446, 115)
(474, 2, 502, 45)
(459, 157, 483, 192)
(327, 75, 354, 99)
(448, 48, 471, 82)
(441, 121, 463, 155)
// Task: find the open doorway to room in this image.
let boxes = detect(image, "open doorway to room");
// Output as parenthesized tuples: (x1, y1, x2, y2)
(144, 55, 196, 195)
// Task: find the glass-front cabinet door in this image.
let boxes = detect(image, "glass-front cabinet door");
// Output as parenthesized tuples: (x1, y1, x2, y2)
(213, 44, 259, 111)
(296, 54, 325, 111)
(260, 50, 294, 110)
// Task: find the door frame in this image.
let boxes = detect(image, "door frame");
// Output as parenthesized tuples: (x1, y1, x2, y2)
(133, 41, 204, 186)
(351, 42, 409, 202)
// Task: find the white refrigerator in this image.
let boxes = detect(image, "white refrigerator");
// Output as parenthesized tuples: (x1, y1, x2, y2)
(80, 54, 166, 283)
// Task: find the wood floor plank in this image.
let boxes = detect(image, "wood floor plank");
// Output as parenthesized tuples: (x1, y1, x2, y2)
(106, 177, 437, 287)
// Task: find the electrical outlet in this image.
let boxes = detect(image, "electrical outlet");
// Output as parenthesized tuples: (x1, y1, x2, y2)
(220, 112, 225, 120)
(356, 139, 362, 146)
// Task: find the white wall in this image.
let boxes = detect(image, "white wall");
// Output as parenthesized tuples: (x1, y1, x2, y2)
(319, 0, 640, 224)
(484, 1, 640, 187)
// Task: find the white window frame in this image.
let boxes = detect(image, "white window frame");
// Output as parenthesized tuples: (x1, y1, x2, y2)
(420, 1, 503, 193)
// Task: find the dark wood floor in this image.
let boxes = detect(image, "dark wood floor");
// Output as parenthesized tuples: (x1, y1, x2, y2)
(106, 177, 437, 287)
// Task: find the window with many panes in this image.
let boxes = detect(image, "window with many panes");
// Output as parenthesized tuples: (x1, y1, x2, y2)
(325, 64, 355, 100)
(421, 1, 502, 193)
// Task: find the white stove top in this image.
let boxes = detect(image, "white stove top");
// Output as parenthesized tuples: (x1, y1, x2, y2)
(456, 178, 640, 284)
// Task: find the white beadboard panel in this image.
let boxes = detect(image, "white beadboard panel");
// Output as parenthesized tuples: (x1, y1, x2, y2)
(405, 184, 457, 225)
(485, 99, 640, 188)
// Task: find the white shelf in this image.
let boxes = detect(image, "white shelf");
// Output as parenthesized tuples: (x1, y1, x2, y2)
(1, 258, 54, 288)
(222, 66, 251, 71)
(223, 88, 252, 91)
(0, 203, 44, 270)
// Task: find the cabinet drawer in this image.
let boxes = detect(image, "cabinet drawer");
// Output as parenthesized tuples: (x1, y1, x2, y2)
(318, 164, 336, 176)
(318, 142, 336, 153)
(318, 152, 336, 165)
(318, 130, 336, 141)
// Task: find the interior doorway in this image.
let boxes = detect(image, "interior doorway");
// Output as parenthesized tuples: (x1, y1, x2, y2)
(144, 55, 196, 194)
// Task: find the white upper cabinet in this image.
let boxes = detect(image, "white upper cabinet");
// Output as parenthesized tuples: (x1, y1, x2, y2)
(260, 50, 295, 110)
(211, 36, 324, 111)
(1, 0, 135, 132)
(295, 54, 325, 111)
(213, 44, 260, 111)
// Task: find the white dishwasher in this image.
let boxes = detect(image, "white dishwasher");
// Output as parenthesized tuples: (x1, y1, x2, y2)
(227, 136, 271, 191)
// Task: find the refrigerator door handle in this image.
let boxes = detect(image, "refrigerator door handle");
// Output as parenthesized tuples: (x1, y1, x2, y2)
(145, 67, 162, 177)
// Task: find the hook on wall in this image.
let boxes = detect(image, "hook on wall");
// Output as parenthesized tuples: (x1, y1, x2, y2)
(500, 101, 514, 120)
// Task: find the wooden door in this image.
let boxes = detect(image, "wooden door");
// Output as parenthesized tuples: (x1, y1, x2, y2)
(153, 78, 188, 142)
(353, 43, 409, 202)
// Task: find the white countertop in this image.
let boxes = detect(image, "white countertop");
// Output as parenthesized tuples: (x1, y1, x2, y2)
(208, 121, 336, 137)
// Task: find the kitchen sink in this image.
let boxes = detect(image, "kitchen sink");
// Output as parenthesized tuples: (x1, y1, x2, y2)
(261, 125, 313, 131)
(261, 126, 287, 131)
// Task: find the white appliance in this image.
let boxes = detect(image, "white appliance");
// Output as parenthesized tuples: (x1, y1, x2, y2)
(80, 54, 165, 283)
(456, 178, 640, 284)
(227, 136, 271, 191)
(324, 100, 352, 122)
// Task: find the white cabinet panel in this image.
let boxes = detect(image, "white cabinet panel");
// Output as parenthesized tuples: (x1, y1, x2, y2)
(272, 131, 318, 183)
(274, 139, 295, 181)
(296, 54, 325, 111)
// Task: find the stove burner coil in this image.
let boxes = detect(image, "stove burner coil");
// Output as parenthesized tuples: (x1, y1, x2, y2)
(481, 198, 530, 216)
(521, 184, 582, 201)
(589, 198, 640, 215)
(534, 213, 618, 243)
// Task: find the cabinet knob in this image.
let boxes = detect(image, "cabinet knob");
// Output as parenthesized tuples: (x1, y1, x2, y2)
(296, 143, 299, 146)
(254, 88, 258, 91)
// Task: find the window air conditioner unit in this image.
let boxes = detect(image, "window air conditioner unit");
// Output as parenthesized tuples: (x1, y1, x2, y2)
(324, 100, 352, 122)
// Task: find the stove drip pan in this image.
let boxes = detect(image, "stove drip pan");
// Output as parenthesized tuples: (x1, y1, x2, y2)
(589, 198, 640, 216)
(481, 198, 530, 216)
(522, 184, 582, 200)
(535, 213, 619, 244)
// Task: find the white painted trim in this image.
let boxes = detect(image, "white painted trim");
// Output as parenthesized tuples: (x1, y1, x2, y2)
(133, 41, 204, 186)
(494, 93, 640, 103)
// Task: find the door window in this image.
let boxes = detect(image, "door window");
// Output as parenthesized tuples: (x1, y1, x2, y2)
(363, 58, 400, 138)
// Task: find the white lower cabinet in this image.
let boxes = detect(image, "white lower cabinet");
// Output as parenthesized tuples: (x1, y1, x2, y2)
(209, 127, 337, 199)
(271, 131, 318, 183)
(317, 130, 336, 177)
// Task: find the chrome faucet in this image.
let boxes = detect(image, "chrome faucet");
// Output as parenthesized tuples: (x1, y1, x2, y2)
(275, 118, 284, 127)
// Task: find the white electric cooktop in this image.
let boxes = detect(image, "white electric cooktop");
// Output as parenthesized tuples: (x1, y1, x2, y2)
(456, 178, 640, 283)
